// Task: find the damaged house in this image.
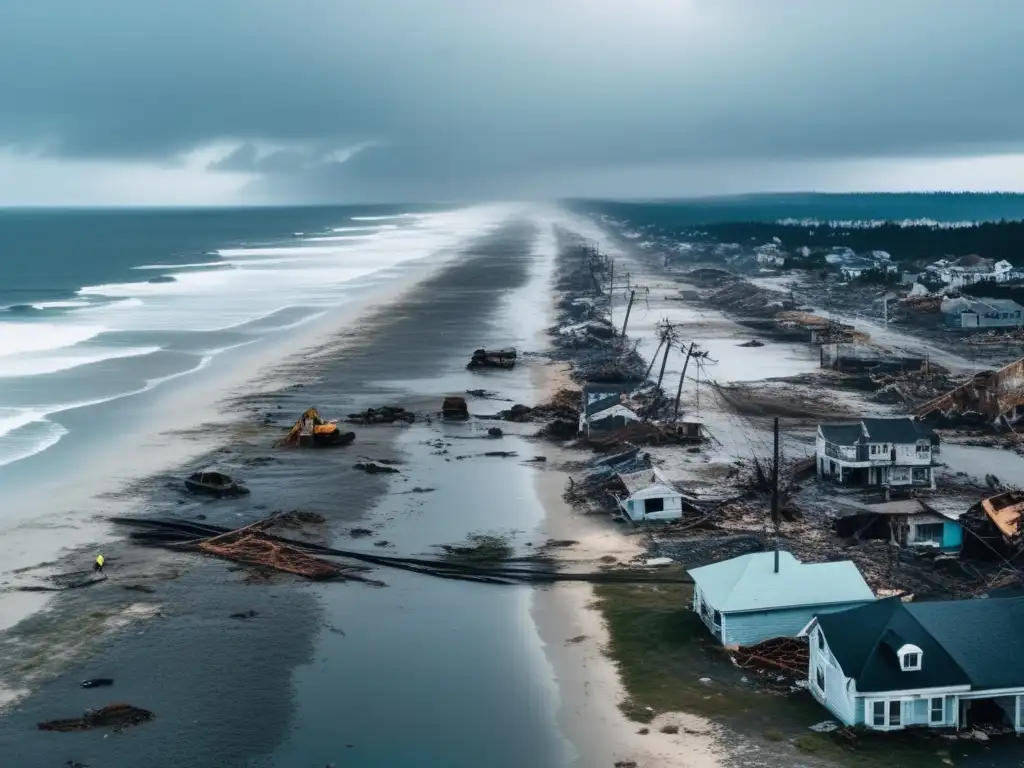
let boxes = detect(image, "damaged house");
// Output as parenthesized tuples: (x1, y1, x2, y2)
(807, 596, 1024, 733)
(960, 490, 1024, 565)
(616, 467, 686, 522)
(835, 499, 963, 553)
(689, 551, 875, 647)
(816, 417, 934, 489)
(578, 383, 640, 437)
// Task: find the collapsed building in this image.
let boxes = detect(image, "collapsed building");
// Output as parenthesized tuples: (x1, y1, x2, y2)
(915, 356, 1024, 425)
(960, 490, 1024, 566)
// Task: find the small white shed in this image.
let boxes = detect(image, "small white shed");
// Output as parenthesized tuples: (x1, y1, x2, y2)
(617, 467, 684, 522)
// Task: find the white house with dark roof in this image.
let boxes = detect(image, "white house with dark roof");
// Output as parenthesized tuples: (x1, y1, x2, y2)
(688, 551, 875, 647)
(816, 417, 934, 488)
(805, 596, 1024, 732)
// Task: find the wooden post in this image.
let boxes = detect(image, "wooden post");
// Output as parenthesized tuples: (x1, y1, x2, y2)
(674, 343, 695, 419)
(773, 416, 781, 574)
(621, 290, 636, 338)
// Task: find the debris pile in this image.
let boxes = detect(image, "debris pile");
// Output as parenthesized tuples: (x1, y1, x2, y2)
(38, 704, 154, 733)
(184, 470, 249, 498)
(467, 347, 517, 369)
(442, 396, 469, 420)
(345, 406, 416, 425)
(197, 522, 371, 581)
(731, 636, 810, 679)
(706, 279, 796, 317)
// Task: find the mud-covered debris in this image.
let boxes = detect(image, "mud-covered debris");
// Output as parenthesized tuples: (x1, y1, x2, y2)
(738, 339, 765, 347)
(353, 462, 400, 474)
(487, 427, 504, 438)
(348, 528, 374, 538)
(442, 396, 470, 420)
(345, 406, 416, 425)
(405, 487, 436, 494)
(439, 534, 514, 562)
(230, 610, 259, 619)
(38, 704, 155, 733)
(483, 451, 518, 458)
(373, 540, 392, 547)
(527, 455, 547, 463)
(467, 347, 517, 370)
(80, 679, 114, 689)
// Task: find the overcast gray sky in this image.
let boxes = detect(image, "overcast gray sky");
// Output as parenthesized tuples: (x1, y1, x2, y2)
(1, 0, 1022, 205)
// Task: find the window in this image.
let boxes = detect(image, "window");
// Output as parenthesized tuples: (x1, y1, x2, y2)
(872, 701, 886, 727)
(644, 497, 665, 514)
(817, 629, 825, 651)
(930, 697, 944, 724)
(870, 444, 878, 455)
(914, 523, 944, 544)
(889, 700, 901, 727)
(902, 652, 920, 670)
(815, 667, 825, 692)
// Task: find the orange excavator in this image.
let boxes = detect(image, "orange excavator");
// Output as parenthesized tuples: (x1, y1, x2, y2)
(280, 407, 356, 448)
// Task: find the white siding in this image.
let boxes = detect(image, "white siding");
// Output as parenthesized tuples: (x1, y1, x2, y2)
(809, 626, 857, 725)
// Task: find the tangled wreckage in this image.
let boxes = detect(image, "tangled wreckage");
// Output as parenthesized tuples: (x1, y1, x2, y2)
(916, 356, 1024, 425)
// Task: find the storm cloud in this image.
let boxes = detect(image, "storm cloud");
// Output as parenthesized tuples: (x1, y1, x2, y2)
(1, 0, 1022, 203)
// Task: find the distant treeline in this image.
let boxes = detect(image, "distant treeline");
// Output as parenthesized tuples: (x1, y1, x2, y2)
(694, 221, 1024, 266)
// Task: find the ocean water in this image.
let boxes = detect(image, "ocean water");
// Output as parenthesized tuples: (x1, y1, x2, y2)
(0, 204, 503, 470)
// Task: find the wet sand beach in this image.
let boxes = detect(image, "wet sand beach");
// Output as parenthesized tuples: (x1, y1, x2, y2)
(0, 216, 584, 767)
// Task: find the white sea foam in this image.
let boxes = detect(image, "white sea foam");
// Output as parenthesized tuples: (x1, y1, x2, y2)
(132, 261, 229, 270)
(0, 322, 107, 356)
(30, 300, 93, 310)
(331, 225, 397, 233)
(0, 345, 162, 378)
(0, 204, 515, 468)
(349, 214, 418, 221)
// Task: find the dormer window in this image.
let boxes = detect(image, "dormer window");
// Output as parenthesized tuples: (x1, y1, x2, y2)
(897, 643, 923, 671)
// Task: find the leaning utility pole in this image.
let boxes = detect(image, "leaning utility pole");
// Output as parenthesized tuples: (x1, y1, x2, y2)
(621, 290, 636, 338)
(673, 342, 695, 419)
(772, 416, 781, 574)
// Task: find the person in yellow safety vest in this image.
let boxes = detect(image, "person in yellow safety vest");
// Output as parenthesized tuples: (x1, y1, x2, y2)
(94, 554, 105, 574)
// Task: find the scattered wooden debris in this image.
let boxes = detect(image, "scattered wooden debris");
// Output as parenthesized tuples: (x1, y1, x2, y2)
(731, 636, 810, 678)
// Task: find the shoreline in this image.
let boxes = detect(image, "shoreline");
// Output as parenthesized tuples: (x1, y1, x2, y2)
(0, 248, 466, 634)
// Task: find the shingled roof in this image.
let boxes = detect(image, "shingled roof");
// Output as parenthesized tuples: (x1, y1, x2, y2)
(816, 597, 1024, 693)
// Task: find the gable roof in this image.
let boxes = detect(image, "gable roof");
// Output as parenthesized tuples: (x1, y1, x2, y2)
(618, 467, 679, 499)
(689, 551, 875, 614)
(819, 423, 863, 446)
(816, 598, 968, 693)
(861, 417, 926, 445)
(907, 598, 1024, 689)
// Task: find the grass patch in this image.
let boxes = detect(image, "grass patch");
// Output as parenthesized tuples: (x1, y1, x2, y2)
(592, 582, 951, 767)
